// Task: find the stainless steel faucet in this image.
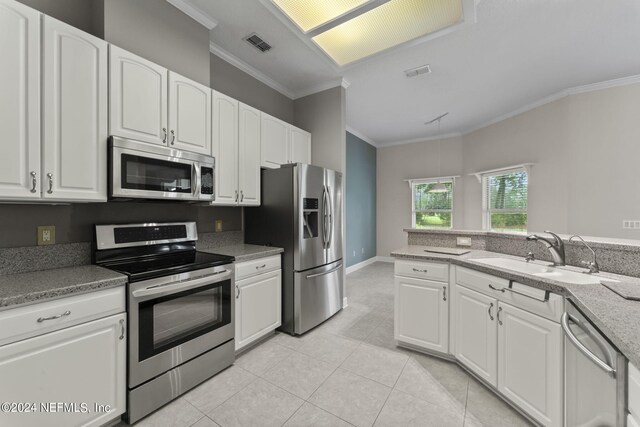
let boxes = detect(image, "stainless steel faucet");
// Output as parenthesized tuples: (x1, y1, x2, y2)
(569, 235, 600, 274)
(526, 231, 566, 266)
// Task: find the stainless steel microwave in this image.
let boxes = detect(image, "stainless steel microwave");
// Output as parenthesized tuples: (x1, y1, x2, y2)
(108, 136, 215, 202)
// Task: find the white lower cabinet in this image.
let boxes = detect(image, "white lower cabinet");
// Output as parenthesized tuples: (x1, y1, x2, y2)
(0, 313, 126, 427)
(235, 256, 282, 351)
(453, 284, 498, 386)
(394, 275, 448, 353)
(497, 302, 562, 427)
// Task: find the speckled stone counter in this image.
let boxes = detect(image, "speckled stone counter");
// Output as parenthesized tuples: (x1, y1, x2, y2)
(0, 265, 127, 310)
(200, 244, 283, 262)
(392, 245, 640, 367)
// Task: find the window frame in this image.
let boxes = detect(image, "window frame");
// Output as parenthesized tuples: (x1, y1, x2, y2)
(481, 167, 528, 232)
(411, 178, 455, 230)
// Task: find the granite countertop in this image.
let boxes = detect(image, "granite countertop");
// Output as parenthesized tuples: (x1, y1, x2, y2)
(200, 244, 284, 262)
(0, 265, 127, 310)
(392, 245, 640, 367)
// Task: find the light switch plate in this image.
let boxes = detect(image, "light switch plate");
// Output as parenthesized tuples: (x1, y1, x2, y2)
(215, 220, 223, 232)
(37, 225, 56, 246)
(457, 237, 472, 247)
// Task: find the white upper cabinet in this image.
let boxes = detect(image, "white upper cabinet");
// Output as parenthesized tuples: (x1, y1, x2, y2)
(168, 71, 211, 155)
(0, 0, 41, 200)
(109, 45, 168, 146)
(289, 126, 311, 165)
(42, 16, 108, 201)
(238, 103, 261, 206)
(261, 112, 289, 169)
(211, 90, 239, 205)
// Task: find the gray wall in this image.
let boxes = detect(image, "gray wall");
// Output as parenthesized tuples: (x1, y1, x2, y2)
(102, 0, 211, 86)
(0, 203, 240, 248)
(210, 54, 294, 123)
(346, 132, 376, 267)
(16, 0, 99, 36)
(294, 86, 347, 173)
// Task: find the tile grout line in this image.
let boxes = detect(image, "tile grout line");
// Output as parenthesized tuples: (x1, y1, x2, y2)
(202, 365, 259, 420)
(370, 355, 411, 426)
(462, 377, 471, 427)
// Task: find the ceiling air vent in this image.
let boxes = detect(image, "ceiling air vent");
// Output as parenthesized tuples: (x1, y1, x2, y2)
(244, 33, 272, 53)
(404, 64, 431, 78)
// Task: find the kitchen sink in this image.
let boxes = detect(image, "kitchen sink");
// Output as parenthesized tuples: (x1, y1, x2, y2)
(470, 257, 619, 285)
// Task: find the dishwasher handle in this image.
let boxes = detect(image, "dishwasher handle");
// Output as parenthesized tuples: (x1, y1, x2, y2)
(561, 312, 616, 378)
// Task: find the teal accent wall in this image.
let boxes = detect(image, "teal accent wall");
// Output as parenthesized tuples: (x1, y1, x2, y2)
(346, 132, 377, 267)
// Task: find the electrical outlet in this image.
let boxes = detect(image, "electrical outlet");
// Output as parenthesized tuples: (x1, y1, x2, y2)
(623, 220, 640, 229)
(457, 237, 472, 246)
(37, 226, 56, 246)
(353, 250, 356, 257)
(215, 220, 223, 232)
(361, 247, 364, 254)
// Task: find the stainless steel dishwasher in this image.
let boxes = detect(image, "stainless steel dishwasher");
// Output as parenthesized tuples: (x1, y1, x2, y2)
(562, 300, 627, 426)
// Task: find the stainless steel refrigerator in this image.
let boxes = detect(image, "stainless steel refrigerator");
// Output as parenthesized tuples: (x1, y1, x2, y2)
(245, 163, 343, 335)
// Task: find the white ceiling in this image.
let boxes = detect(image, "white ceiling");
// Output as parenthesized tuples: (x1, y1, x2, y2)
(170, 0, 640, 146)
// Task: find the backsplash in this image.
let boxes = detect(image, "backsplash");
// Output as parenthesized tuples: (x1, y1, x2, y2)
(0, 231, 243, 276)
(406, 229, 640, 278)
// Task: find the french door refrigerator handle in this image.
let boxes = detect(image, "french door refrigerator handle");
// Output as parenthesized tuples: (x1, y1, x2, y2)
(561, 312, 616, 377)
(306, 263, 343, 279)
(326, 185, 333, 249)
(322, 186, 329, 248)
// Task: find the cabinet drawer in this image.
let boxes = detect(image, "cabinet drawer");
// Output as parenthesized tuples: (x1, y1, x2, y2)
(0, 287, 125, 346)
(395, 260, 449, 282)
(236, 255, 281, 281)
(629, 363, 640, 420)
(456, 266, 509, 297)
(500, 282, 563, 323)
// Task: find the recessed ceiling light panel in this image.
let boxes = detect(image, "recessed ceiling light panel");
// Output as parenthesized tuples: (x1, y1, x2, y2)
(312, 0, 463, 66)
(271, 0, 372, 33)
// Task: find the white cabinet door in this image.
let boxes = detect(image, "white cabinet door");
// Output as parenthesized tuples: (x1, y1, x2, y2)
(0, 0, 41, 200)
(260, 113, 289, 169)
(42, 16, 108, 201)
(0, 313, 126, 427)
(498, 302, 562, 427)
(238, 103, 261, 206)
(394, 276, 448, 354)
(235, 269, 281, 351)
(454, 284, 498, 387)
(109, 45, 168, 145)
(168, 71, 211, 155)
(211, 90, 238, 205)
(289, 126, 311, 164)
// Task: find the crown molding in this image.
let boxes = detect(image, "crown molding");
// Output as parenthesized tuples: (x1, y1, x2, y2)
(294, 78, 350, 99)
(566, 73, 640, 95)
(346, 126, 378, 147)
(376, 132, 462, 148)
(166, 0, 218, 30)
(209, 41, 295, 99)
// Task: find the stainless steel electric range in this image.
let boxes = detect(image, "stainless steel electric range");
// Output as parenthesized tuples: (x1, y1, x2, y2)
(94, 222, 235, 424)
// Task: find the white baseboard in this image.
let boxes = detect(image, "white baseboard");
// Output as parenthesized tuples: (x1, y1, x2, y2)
(345, 256, 378, 274)
(343, 297, 348, 308)
(375, 256, 394, 263)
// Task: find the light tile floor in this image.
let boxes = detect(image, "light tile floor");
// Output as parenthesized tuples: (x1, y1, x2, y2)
(124, 262, 533, 427)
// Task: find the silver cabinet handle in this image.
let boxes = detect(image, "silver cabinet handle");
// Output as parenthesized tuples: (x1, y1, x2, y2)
(413, 268, 428, 273)
(30, 171, 37, 193)
(488, 284, 506, 292)
(255, 264, 266, 270)
(235, 190, 238, 203)
(561, 312, 616, 377)
(442, 286, 447, 301)
(488, 302, 494, 320)
(46, 173, 53, 194)
(170, 130, 175, 145)
(37, 310, 71, 323)
(162, 127, 167, 143)
(240, 190, 244, 202)
(236, 284, 240, 299)
(497, 306, 503, 325)
(119, 319, 125, 340)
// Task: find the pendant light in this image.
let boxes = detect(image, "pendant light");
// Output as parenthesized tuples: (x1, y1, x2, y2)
(428, 114, 448, 193)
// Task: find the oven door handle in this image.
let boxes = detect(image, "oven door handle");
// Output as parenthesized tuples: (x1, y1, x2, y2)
(131, 270, 231, 299)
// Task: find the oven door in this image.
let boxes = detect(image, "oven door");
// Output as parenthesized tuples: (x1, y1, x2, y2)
(128, 266, 234, 387)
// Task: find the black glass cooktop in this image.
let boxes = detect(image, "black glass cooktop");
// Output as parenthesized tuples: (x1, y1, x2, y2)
(101, 251, 234, 282)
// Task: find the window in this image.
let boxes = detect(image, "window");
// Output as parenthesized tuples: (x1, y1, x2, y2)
(483, 169, 528, 232)
(411, 180, 454, 229)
